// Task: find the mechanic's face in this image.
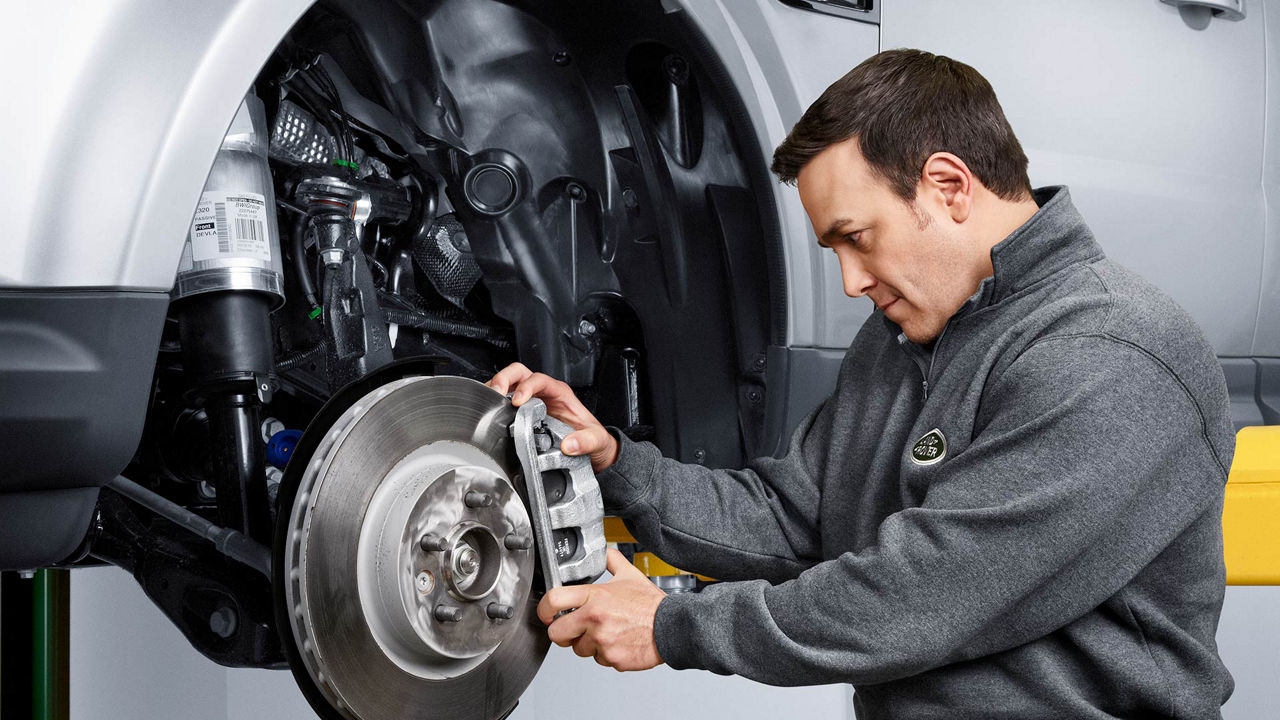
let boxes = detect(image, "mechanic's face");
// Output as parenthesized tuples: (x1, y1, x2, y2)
(797, 139, 980, 344)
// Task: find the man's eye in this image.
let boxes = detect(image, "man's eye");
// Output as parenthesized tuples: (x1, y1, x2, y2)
(844, 232, 862, 247)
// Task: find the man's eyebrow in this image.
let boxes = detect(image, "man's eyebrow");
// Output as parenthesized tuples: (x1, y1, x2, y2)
(818, 218, 856, 248)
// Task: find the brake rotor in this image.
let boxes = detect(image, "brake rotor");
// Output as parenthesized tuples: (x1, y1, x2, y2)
(275, 371, 545, 720)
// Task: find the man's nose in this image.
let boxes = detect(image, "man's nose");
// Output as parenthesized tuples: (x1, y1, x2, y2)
(839, 256, 876, 298)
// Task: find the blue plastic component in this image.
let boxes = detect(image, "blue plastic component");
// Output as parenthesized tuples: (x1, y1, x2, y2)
(266, 429, 303, 469)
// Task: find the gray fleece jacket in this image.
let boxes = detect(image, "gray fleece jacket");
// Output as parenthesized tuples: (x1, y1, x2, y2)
(599, 187, 1235, 718)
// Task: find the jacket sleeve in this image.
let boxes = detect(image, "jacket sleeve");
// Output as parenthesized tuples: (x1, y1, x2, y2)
(643, 335, 1231, 686)
(598, 397, 837, 584)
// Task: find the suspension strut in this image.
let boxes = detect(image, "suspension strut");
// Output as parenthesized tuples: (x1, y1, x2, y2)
(170, 91, 283, 543)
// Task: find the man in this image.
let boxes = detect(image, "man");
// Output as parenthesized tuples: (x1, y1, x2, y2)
(488, 49, 1234, 718)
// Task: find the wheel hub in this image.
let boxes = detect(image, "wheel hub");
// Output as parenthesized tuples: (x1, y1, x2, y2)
(279, 375, 547, 720)
(358, 449, 535, 678)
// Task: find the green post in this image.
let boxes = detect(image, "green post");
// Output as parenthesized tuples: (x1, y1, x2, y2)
(32, 569, 69, 720)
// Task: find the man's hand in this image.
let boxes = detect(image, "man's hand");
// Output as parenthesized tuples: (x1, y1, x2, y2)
(538, 548, 666, 671)
(487, 362, 619, 472)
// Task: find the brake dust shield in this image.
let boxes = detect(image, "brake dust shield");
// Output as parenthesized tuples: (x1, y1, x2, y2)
(274, 372, 605, 720)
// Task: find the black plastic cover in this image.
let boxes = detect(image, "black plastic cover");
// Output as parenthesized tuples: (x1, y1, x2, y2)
(0, 289, 169, 568)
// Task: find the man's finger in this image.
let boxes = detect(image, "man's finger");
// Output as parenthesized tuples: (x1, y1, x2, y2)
(486, 362, 531, 395)
(509, 373, 561, 406)
(547, 609, 590, 647)
(571, 634, 599, 660)
(604, 547, 645, 580)
(537, 585, 593, 624)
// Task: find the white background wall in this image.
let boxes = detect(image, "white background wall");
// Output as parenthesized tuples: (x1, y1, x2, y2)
(68, 566, 1276, 719)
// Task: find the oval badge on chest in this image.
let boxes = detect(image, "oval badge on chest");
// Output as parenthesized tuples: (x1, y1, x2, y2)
(910, 428, 947, 466)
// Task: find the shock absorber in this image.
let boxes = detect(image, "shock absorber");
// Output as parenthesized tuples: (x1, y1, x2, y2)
(170, 91, 282, 543)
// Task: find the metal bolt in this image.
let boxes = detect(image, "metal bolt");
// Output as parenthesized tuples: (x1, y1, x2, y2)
(622, 187, 639, 211)
(552, 51, 572, 66)
(420, 533, 448, 552)
(464, 491, 493, 508)
(17, 570, 34, 580)
(320, 247, 346, 267)
(209, 606, 238, 639)
(504, 533, 532, 550)
(261, 417, 285, 442)
(415, 571, 434, 594)
(752, 355, 767, 372)
(486, 603, 515, 620)
(747, 389, 762, 404)
(578, 319, 597, 337)
(534, 431, 553, 453)
(566, 182, 587, 202)
(693, 448, 706, 464)
(664, 54, 689, 83)
(434, 604, 464, 623)
(455, 546, 480, 576)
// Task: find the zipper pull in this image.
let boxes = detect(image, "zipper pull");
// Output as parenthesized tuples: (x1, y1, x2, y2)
(921, 379, 929, 400)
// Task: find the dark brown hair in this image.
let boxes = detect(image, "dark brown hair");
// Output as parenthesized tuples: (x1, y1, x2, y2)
(771, 49, 1031, 202)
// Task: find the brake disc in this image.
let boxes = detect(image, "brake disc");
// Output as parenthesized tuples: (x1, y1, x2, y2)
(274, 372, 604, 720)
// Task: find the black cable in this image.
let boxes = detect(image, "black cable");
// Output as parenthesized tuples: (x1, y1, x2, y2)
(304, 65, 355, 165)
(291, 213, 320, 312)
(276, 343, 325, 372)
(377, 292, 512, 348)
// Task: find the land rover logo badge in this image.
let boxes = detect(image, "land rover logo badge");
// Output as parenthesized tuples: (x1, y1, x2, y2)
(911, 428, 946, 465)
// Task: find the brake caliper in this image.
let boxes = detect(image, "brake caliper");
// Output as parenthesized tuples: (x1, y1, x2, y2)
(511, 399, 607, 591)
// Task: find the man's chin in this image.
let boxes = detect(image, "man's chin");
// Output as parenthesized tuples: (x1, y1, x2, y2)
(898, 321, 942, 346)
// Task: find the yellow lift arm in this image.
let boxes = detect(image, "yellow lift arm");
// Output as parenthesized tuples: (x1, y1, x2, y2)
(1224, 426, 1280, 585)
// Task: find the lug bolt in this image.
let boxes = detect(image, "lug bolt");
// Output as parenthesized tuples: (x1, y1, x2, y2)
(434, 604, 464, 623)
(504, 533, 532, 550)
(486, 603, 515, 620)
(578, 319, 597, 337)
(420, 533, 448, 552)
(464, 491, 493, 508)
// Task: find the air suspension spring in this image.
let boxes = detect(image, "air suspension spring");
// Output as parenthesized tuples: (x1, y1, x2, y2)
(171, 91, 282, 543)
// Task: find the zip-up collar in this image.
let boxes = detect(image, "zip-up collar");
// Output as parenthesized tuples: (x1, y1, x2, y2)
(882, 186, 1105, 396)
(984, 186, 1105, 307)
(882, 185, 1105, 335)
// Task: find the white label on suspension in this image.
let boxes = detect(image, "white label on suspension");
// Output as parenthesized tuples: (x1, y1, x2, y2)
(189, 191, 271, 263)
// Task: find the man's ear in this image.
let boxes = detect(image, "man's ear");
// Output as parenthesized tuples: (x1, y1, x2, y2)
(920, 152, 973, 223)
